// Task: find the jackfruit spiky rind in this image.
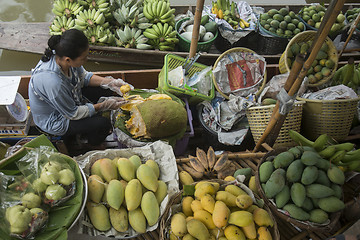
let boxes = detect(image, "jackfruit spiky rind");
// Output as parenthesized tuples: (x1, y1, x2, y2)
(137, 99, 188, 138)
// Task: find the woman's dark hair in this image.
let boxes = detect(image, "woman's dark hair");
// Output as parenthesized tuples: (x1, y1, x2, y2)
(41, 29, 89, 62)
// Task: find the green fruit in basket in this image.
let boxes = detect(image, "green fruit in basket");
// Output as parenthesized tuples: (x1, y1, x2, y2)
(204, 21, 217, 34)
(316, 50, 328, 60)
(273, 14, 284, 22)
(86, 202, 111, 232)
(270, 19, 280, 28)
(268, 9, 278, 17)
(284, 15, 292, 23)
(141, 191, 160, 226)
(309, 209, 329, 224)
(129, 208, 147, 233)
(312, 13, 321, 22)
(261, 13, 270, 21)
(129, 155, 142, 170)
(287, 23, 296, 31)
(279, 8, 289, 16)
(314, 64, 322, 73)
(307, 19, 315, 27)
(107, 179, 125, 210)
(260, 19, 267, 27)
(307, 66, 314, 75)
(289, 11, 296, 18)
(291, 43, 300, 55)
(32, 178, 48, 193)
(314, 72, 323, 81)
(264, 24, 270, 30)
(291, 18, 299, 25)
(58, 168, 75, 185)
(302, 14, 310, 22)
(45, 184, 66, 200)
(308, 74, 317, 84)
(8, 205, 32, 229)
(312, 59, 318, 67)
(40, 165, 60, 185)
(321, 67, 332, 77)
(315, 22, 321, 29)
(325, 59, 335, 68)
(137, 164, 158, 192)
(284, 30, 293, 37)
(298, 22, 305, 31)
(276, 28, 284, 36)
(22, 192, 42, 208)
(279, 21, 287, 30)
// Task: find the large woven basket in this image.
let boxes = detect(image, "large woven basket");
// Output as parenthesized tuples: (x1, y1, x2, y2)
(278, 30, 338, 88)
(297, 96, 360, 141)
(212, 47, 267, 100)
(255, 150, 342, 233)
(159, 179, 280, 240)
(246, 101, 305, 149)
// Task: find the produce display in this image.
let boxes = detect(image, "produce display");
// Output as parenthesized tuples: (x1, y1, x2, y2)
(211, 0, 250, 29)
(298, 5, 346, 35)
(259, 8, 305, 38)
(86, 155, 168, 234)
(346, 8, 360, 31)
(168, 180, 276, 240)
(257, 130, 349, 224)
(286, 40, 336, 84)
(177, 16, 217, 44)
(332, 58, 360, 91)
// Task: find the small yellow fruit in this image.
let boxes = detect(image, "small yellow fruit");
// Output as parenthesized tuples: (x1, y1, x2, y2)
(253, 208, 274, 227)
(224, 176, 236, 181)
(171, 213, 187, 237)
(258, 226, 273, 240)
(235, 194, 253, 209)
(194, 209, 216, 230)
(212, 200, 230, 229)
(224, 225, 246, 240)
(191, 199, 204, 212)
(182, 196, 194, 217)
(200, 193, 216, 214)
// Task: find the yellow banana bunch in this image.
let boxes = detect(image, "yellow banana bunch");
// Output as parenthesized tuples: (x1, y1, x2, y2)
(84, 25, 115, 45)
(52, 0, 84, 18)
(50, 15, 75, 35)
(143, 22, 178, 51)
(74, 8, 106, 30)
(79, 0, 112, 19)
(143, 0, 175, 25)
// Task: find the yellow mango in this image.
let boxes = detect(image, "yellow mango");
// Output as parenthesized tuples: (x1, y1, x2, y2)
(154, 180, 168, 204)
(86, 202, 111, 232)
(190, 199, 203, 212)
(99, 158, 118, 183)
(128, 208, 147, 234)
(145, 159, 160, 179)
(136, 164, 158, 192)
(141, 191, 160, 226)
(101, 183, 108, 203)
(225, 185, 247, 197)
(253, 208, 274, 227)
(248, 176, 259, 195)
(90, 160, 103, 179)
(117, 158, 136, 181)
(179, 171, 194, 186)
(194, 209, 216, 230)
(109, 206, 128, 232)
(183, 233, 196, 240)
(224, 176, 236, 181)
(195, 181, 220, 192)
(125, 179, 142, 211)
(246, 204, 259, 213)
(258, 226, 273, 240)
(228, 211, 254, 227)
(200, 193, 215, 214)
(212, 200, 230, 229)
(235, 194, 253, 209)
(215, 191, 237, 207)
(224, 225, 246, 240)
(210, 228, 224, 238)
(171, 212, 187, 237)
(87, 175, 105, 203)
(107, 179, 125, 210)
(169, 232, 178, 240)
(128, 155, 142, 170)
(182, 196, 194, 217)
(186, 219, 210, 240)
(194, 183, 216, 200)
(186, 216, 195, 222)
(241, 221, 257, 239)
(218, 237, 228, 240)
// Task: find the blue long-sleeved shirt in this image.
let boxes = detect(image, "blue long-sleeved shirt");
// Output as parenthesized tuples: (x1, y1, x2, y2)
(28, 55, 95, 136)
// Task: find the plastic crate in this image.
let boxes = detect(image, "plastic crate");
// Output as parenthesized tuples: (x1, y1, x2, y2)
(158, 53, 215, 105)
(113, 98, 194, 156)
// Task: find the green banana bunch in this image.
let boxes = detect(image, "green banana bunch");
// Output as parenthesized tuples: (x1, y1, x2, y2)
(143, 0, 175, 25)
(113, 0, 139, 9)
(143, 22, 178, 51)
(113, 3, 152, 29)
(52, 0, 83, 18)
(84, 25, 115, 45)
(332, 57, 360, 92)
(80, 0, 113, 20)
(115, 25, 152, 49)
(49, 15, 75, 35)
(74, 8, 106, 30)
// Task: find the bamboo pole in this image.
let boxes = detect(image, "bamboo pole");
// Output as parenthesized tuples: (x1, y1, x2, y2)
(338, 12, 360, 58)
(189, 0, 205, 58)
(253, 0, 346, 152)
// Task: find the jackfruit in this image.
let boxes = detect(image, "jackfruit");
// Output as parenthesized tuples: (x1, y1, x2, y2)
(125, 99, 188, 138)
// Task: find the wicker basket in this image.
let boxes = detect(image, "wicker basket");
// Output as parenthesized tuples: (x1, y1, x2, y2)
(256, 23, 290, 55)
(212, 47, 267, 100)
(278, 30, 338, 88)
(246, 101, 305, 149)
(175, 18, 218, 53)
(255, 150, 342, 232)
(159, 179, 280, 240)
(297, 96, 360, 141)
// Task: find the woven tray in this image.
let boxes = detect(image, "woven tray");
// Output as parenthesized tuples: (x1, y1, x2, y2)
(159, 179, 280, 240)
(255, 149, 342, 233)
(278, 30, 338, 88)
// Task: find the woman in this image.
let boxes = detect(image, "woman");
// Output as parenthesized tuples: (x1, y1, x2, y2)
(29, 29, 127, 149)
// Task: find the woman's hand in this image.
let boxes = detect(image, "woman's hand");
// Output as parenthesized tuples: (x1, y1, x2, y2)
(95, 96, 128, 112)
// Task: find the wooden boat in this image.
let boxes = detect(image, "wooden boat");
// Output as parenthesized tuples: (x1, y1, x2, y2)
(1, 4, 360, 68)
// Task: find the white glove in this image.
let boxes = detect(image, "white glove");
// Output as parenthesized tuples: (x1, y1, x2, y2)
(97, 96, 127, 111)
(100, 78, 133, 96)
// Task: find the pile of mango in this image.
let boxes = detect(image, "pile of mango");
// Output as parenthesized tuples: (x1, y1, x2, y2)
(169, 180, 275, 240)
(86, 155, 168, 234)
(299, 5, 346, 35)
(259, 8, 305, 38)
(286, 40, 335, 84)
(258, 130, 348, 224)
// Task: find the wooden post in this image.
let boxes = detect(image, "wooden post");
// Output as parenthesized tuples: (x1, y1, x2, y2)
(189, 0, 205, 58)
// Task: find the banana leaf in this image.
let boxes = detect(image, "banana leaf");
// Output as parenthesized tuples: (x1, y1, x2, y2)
(113, 88, 188, 147)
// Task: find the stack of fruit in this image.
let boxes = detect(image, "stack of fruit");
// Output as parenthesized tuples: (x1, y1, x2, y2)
(86, 155, 168, 234)
(285, 40, 336, 84)
(298, 5, 346, 37)
(210, 0, 250, 30)
(332, 58, 360, 92)
(345, 8, 360, 31)
(257, 130, 348, 225)
(167, 180, 277, 239)
(259, 8, 305, 38)
(178, 16, 217, 44)
(3, 150, 77, 238)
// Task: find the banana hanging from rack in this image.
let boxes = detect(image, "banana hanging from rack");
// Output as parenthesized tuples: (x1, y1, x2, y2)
(52, 0, 84, 18)
(74, 8, 106, 30)
(143, 22, 178, 51)
(49, 15, 76, 35)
